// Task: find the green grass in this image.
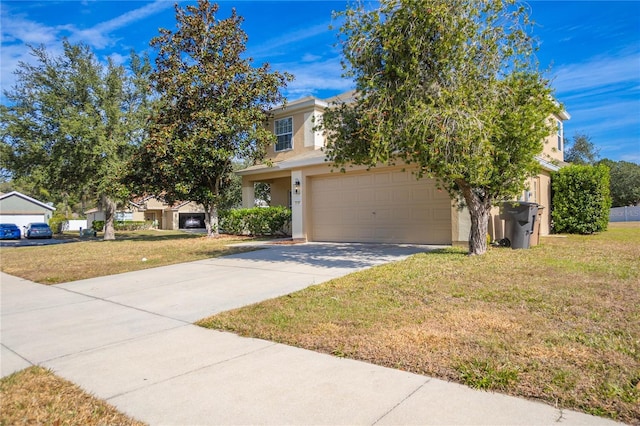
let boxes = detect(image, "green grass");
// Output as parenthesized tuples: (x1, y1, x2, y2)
(198, 223, 640, 424)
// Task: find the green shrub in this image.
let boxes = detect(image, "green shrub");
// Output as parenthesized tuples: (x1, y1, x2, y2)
(219, 209, 246, 235)
(220, 206, 291, 236)
(114, 221, 150, 231)
(48, 213, 68, 234)
(551, 164, 611, 234)
(91, 220, 105, 232)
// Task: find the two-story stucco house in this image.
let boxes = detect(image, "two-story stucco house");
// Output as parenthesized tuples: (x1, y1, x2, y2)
(238, 92, 569, 245)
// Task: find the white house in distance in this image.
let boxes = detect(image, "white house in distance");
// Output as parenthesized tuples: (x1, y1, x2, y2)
(238, 91, 569, 245)
(0, 191, 56, 230)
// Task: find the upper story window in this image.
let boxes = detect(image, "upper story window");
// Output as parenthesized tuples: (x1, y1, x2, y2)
(275, 117, 293, 152)
(557, 119, 563, 151)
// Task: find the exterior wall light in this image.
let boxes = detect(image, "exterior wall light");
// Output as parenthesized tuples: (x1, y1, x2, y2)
(294, 178, 301, 194)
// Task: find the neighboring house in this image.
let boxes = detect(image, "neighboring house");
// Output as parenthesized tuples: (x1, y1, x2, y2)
(238, 92, 569, 245)
(0, 191, 56, 230)
(86, 196, 205, 230)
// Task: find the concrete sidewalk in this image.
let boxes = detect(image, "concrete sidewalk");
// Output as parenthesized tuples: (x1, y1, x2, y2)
(1, 243, 620, 425)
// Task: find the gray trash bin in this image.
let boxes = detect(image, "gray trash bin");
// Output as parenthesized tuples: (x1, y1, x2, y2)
(499, 202, 539, 249)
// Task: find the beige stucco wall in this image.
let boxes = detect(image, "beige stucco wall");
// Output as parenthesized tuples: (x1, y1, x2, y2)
(241, 170, 294, 208)
(132, 211, 145, 222)
(488, 169, 553, 242)
(451, 205, 472, 246)
(270, 177, 291, 208)
(163, 211, 176, 230)
(142, 197, 168, 210)
(527, 171, 552, 236)
(177, 201, 204, 213)
(540, 116, 565, 163)
(264, 102, 325, 162)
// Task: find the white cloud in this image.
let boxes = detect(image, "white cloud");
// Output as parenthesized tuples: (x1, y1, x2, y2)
(1, 1, 170, 100)
(65, 0, 173, 49)
(249, 22, 332, 59)
(0, 13, 57, 46)
(552, 51, 640, 95)
(301, 53, 322, 63)
(108, 52, 128, 67)
(274, 56, 353, 98)
(1, 12, 64, 98)
(552, 49, 640, 162)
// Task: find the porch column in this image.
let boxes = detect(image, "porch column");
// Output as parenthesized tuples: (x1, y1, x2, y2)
(241, 177, 255, 208)
(291, 170, 304, 240)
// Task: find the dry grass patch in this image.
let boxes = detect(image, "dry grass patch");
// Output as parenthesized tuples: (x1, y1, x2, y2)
(0, 366, 145, 425)
(0, 230, 255, 284)
(198, 223, 640, 424)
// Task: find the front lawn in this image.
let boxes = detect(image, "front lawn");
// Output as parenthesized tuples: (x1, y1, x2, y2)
(198, 223, 640, 424)
(0, 230, 255, 284)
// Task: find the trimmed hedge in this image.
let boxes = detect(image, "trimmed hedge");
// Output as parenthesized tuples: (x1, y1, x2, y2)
(114, 221, 150, 231)
(551, 164, 611, 234)
(91, 220, 151, 232)
(220, 206, 291, 236)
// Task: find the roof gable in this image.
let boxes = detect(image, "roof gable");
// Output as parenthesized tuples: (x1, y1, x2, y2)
(0, 191, 56, 211)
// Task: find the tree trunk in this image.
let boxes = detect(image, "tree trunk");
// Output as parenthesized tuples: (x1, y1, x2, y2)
(457, 180, 492, 256)
(204, 203, 219, 238)
(102, 195, 117, 241)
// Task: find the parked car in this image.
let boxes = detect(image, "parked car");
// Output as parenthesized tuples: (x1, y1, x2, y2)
(184, 217, 202, 228)
(25, 222, 53, 239)
(0, 223, 21, 240)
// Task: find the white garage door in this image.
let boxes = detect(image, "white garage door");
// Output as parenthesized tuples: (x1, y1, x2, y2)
(0, 215, 45, 231)
(310, 170, 452, 244)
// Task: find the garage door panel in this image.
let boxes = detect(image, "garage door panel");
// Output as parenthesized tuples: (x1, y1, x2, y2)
(392, 171, 412, 183)
(374, 173, 391, 185)
(357, 174, 373, 185)
(355, 210, 374, 222)
(374, 208, 396, 221)
(375, 191, 392, 203)
(310, 170, 452, 244)
(0, 215, 45, 230)
(434, 208, 452, 221)
(358, 188, 375, 203)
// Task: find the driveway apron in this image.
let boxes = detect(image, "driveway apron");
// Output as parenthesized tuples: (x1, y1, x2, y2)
(1, 243, 619, 425)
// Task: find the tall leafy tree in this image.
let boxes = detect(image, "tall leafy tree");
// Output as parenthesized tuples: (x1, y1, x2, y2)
(0, 42, 152, 239)
(320, 0, 559, 255)
(132, 0, 291, 236)
(599, 159, 640, 207)
(565, 132, 600, 164)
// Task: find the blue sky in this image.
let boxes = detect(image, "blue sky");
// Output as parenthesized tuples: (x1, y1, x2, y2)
(1, 1, 639, 163)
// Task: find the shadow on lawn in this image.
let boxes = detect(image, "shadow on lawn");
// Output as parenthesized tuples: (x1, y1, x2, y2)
(112, 232, 203, 242)
(209, 242, 460, 270)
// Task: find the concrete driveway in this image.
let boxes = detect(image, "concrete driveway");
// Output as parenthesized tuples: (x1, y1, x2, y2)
(0, 237, 75, 247)
(56, 242, 436, 322)
(0, 242, 617, 425)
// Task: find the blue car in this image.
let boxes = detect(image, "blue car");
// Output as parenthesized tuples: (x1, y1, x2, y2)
(0, 223, 21, 240)
(25, 222, 53, 239)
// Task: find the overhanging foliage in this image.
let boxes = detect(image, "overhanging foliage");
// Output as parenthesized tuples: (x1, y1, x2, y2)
(320, 0, 560, 255)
